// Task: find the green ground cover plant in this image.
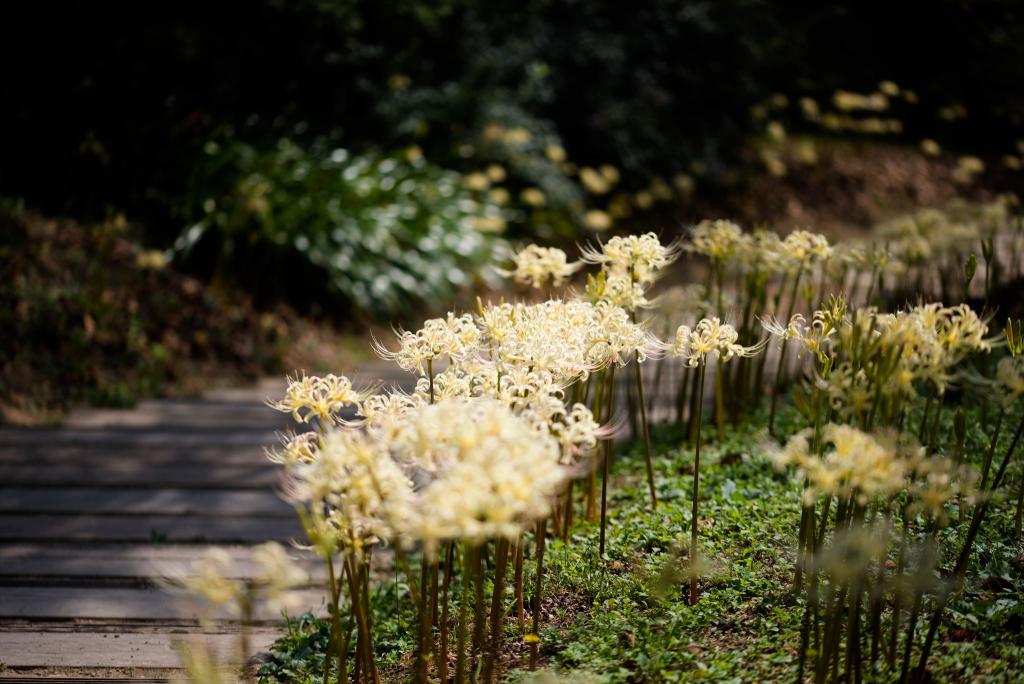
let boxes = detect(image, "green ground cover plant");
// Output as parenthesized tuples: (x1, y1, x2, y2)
(255, 406, 1023, 683)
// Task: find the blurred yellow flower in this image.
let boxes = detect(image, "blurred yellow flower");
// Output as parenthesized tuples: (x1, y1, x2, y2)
(634, 191, 653, 210)
(473, 215, 507, 233)
(583, 209, 613, 231)
(649, 178, 672, 201)
(878, 80, 900, 96)
(920, 139, 941, 157)
(672, 174, 695, 195)
(485, 164, 507, 182)
(579, 167, 610, 194)
(599, 164, 620, 185)
(953, 156, 985, 184)
(833, 90, 888, 112)
(136, 249, 168, 270)
(799, 97, 820, 120)
(546, 144, 567, 163)
(762, 150, 787, 177)
(404, 145, 423, 162)
(939, 104, 967, 121)
(463, 172, 490, 191)
(483, 122, 505, 141)
(504, 127, 532, 145)
(794, 139, 818, 165)
(489, 187, 511, 205)
(521, 188, 546, 207)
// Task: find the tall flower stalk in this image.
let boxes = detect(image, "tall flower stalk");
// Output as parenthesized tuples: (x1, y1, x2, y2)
(672, 317, 764, 602)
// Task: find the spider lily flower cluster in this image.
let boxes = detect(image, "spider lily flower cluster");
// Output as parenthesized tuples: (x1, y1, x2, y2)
(242, 195, 1024, 683)
(766, 297, 1024, 683)
(500, 244, 581, 290)
(672, 317, 765, 368)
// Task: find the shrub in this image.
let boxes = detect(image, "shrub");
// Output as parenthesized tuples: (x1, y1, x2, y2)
(176, 136, 507, 317)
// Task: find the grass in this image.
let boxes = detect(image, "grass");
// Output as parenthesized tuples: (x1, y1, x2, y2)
(259, 404, 1024, 683)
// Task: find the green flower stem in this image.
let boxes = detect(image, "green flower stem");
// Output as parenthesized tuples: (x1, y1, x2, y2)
(689, 363, 707, 605)
(676, 362, 692, 427)
(482, 538, 511, 684)
(769, 269, 803, 435)
(755, 271, 789, 396)
(394, 545, 421, 607)
(455, 543, 478, 684)
(514, 536, 526, 628)
(345, 556, 378, 684)
(599, 364, 617, 558)
(529, 518, 547, 670)
(979, 405, 1006, 489)
(1015, 469, 1023, 543)
(428, 358, 435, 405)
(634, 351, 658, 508)
(471, 542, 488, 675)
(324, 554, 347, 684)
(562, 479, 574, 543)
(731, 279, 757, 424)
(438, 542, 455, 684)
(586, 369, 607, 521)
(715, 361, 726, 442)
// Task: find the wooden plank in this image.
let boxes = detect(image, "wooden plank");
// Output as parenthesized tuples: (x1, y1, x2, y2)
(0, 543, 322, 582)
(0, 630, 281, 669)
(0, 462, 280, 489)
(0, 678, 170, 683)
(0, 515, 302, 542)
(0, 488, 292, 517)
(0, 444, 278, 466)
(0, 429, 278, 448)
(0, 542, 305, 561)
(0, 586, 324, 621)
(62, 399, 291, 430)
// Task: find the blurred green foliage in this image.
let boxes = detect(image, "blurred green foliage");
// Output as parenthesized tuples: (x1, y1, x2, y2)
(177, 136, 505, 315)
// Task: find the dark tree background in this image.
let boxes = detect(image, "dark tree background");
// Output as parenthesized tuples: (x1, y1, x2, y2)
(2, 0, 1022, 235)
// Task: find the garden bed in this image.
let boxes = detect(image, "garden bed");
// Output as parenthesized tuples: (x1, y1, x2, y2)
(258, 404, 1024, 683)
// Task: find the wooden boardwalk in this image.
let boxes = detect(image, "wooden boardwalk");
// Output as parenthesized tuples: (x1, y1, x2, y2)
(0, 361, 687, 680)
(0, 373, 409, 680)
